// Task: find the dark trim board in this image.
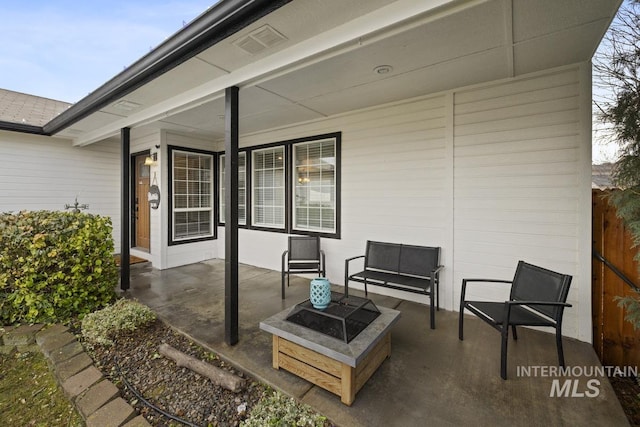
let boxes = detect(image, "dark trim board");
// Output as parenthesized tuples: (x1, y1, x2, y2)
(224, 86, 240, 346)
(120, 128, 131, 291)
(0, 120, 44, 135)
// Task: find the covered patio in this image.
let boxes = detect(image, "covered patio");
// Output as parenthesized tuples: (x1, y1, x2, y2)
(127, 260, 627, 426)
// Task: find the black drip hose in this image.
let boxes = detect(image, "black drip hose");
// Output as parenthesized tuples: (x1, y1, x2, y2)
(114, 356, 201, 427)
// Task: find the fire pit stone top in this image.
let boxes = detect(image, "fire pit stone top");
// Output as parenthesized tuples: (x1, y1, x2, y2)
(260, 303, 401, 367)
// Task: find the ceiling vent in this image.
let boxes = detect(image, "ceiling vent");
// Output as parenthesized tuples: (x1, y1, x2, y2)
(112, 99, 141, 112)
(234, 24, 287, 55)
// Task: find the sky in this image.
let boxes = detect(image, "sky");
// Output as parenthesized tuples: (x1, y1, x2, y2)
(0, 0, 216, 103)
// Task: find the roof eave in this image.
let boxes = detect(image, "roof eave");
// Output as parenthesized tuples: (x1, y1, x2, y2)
(0, 120, 45, 135)
(42, 0, 291, 136)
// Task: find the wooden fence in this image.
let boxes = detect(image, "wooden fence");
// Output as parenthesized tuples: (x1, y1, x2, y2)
(592, 189, 640, 368)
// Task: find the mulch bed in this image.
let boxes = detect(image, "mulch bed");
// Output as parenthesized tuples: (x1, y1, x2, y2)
(610, 375, 640, 426)
(83, 320, 266, 426)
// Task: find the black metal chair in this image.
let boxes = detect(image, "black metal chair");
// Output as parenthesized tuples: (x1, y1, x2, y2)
(281, 236, 326, 299)
(458, 261, 572, 379)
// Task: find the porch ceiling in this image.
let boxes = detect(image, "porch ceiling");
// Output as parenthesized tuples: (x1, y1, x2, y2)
(55, 0, 621, 146)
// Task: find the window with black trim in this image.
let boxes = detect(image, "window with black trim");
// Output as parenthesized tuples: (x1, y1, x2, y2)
(252, 146, 285, 229)
(219, 152, 247, 225)
(293, 138, 337, 234)
(168, 146, 216, 245)
(217, 133, 341, 238)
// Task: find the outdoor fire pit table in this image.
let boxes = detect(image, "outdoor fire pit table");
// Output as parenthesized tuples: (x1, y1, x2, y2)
(259, 293, 401, 406)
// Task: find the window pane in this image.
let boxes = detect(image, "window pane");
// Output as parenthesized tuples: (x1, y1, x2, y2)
(252, 147, 285, 228)
(219, 153, 247, 225)
(293, 138, 336, 232)
(174, 180, 187, 194)
(173, 150, 214, 241)
(175, 195, 188, 209)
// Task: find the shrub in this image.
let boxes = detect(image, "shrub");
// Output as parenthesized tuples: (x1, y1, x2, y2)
(241, 388, 328, 427)
(616, 289, 640, 330)
(81, 298, 156, 346)
(0, 210, 118, 324)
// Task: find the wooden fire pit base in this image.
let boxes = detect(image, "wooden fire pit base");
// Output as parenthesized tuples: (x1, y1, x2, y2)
(260, 304, 400, 406)
(272, 332, 391, 405)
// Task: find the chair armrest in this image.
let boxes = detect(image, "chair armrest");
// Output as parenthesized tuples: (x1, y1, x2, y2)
(344, 255, 365, 281)
(344, 255, 364, 298)
(463, 279, 513, 285)
(432, 265, 444, 275)
(460, 278, 513, 304)
(345, 255, 365, 263)
(502, 300, 572, 324)
(505, 301, 572, 308)
(281, 250, 289, 271)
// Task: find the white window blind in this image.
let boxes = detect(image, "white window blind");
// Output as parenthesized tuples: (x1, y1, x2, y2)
(219, 152, 247, 225)
(252, 146, 285, 228)
(293, 138, 336, 233)
(172, 150, 213, 240)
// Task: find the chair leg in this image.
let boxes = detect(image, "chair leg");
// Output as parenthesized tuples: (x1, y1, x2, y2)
(556, 328, 566, 367)
(429, 290, 435, 329)
(458, 306, 464, 340)
(281, 272, 286, 299)
(364, 280, 368, 297)
(501, 326, 509, 380)
(511, 325, 518, 340)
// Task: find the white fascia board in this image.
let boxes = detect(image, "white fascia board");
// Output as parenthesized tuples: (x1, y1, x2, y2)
(73, 0, 474, 146)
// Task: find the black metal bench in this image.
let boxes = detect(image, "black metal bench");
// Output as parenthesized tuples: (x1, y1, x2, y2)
(344, 240, 443, 329)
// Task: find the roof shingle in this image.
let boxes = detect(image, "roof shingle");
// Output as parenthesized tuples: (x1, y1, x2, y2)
(0, 88, 71, 127)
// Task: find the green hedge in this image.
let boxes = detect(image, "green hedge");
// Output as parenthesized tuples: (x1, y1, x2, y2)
(0, 210, 118, 324)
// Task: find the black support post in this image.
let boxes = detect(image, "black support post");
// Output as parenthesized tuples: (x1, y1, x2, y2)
(224, 86, 239, 345)
(120, 127, 131, 291)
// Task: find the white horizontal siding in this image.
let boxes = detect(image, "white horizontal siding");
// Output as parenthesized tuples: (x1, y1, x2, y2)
(452, 67, 587, 339)
(0, 131, 121, 251)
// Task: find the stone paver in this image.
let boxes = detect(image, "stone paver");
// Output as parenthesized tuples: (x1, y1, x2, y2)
(38, 331, 76, 356)
(35, 324, 69, 344)
(50, 340, 84, 364)
(76, 379, 120, 418)
(86, 397, 136, 427)
(62, 366, 103, 400)
(123, 415, 153, 427)
(2, 324, 44, 346)
(56, 351, 94, 382)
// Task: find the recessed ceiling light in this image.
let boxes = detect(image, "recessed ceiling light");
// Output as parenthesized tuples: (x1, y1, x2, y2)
(373, 65, 393, 75)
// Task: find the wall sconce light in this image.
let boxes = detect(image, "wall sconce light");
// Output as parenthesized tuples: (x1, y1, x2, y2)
(144, 152, 157, 166)
(144, 145, 160, 166)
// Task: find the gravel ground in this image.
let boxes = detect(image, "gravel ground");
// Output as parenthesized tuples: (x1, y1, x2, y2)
(610, 375, 640, 426)
(84, 320, 266, 427)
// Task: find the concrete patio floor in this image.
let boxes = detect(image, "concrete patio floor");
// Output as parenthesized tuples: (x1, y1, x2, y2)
(126, 259, 628, 426)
